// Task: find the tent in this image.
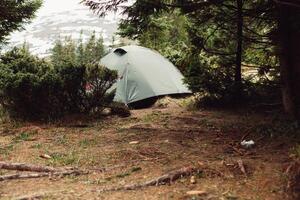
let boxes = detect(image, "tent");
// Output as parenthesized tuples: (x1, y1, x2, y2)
(100, 45, 191, 105)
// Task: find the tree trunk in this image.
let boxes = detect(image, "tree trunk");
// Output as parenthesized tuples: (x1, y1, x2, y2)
(277, 5, 300, 121)
(235, 0, 243, 98)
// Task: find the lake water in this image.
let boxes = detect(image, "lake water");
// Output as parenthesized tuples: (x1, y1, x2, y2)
(7, 0, 120, 57)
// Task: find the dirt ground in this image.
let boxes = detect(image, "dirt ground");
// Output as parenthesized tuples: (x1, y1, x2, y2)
(0, 98, 299, 200)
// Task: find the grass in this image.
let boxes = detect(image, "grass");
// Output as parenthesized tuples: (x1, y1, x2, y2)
(12, 127, 41, 143)
(0, 144, 14, 157)
(47, 151, 80, 166)
(178, 96, 199, 111)
(13, 132, 31, 142)
(79, 138, 97, 148)
(131, 166, 142, 172)
(30, 143, 42, 149)
(115, 127, 128, 133)
(115, 172, 131, 178)
(141, 111, 170, 124)
(54, 134, 68, 145)
(141, 112, 161, 123)
(106, 166, 142, 180)
(87, 178, 109, 185)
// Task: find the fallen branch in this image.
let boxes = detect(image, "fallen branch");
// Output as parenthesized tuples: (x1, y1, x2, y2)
(0, 170, 85, 181)
(15, 193, 46, 200)
(0, 162, 58, 172)
(0, 161, 88, 182)
(15, 194, 47, 200)
(98, 166, 195, 192)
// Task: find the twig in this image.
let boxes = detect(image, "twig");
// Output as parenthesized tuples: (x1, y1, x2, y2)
(15, 193, 46, 200)
(97, 166, 195, 192)
(0, 162, 57, 172)
(0, 170, 85, 181)
(0, 161, 88, 182)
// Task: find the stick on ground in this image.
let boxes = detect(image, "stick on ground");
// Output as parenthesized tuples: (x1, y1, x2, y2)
(0, 162, 57, 172)
(98, 166, 195, 192)
(0, 170, 84, 181)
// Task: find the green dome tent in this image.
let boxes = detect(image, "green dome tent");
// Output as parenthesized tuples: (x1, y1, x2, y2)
(100, 45, 191, 105)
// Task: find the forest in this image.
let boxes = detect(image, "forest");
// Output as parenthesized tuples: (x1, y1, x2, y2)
(0, 0, 300, 199)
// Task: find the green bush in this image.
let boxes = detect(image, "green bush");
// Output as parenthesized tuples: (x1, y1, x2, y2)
(0, 47, 63, 119)
(55, 60, 86, 113)
(184, 53, 236, 102)
(0, 46, 117, 120)
(83, 63, 118, 112)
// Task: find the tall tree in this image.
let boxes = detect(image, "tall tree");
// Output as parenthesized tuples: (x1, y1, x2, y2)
(119, 9, 190, 70)
(51, 33, 106, 67)
(0, 0, 42, 44)
(84, 31, 105, 64)
(83, 0, 300, 120)
(83, 0, 276, 97)
(276, 1, 300, 120)
(235, 0, 243, 97)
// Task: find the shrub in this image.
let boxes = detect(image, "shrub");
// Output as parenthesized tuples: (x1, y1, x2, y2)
(0, 47, 64, 119)
(184, 53, 236, 103)
(0, 46, 118, 120)
(84, 63, 118, 112)
(183, 52, 271, 106)
(51, 32, 105, 67)
(55, 60, 86, 113)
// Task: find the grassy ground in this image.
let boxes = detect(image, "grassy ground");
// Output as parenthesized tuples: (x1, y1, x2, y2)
(0, 97, 299, 200)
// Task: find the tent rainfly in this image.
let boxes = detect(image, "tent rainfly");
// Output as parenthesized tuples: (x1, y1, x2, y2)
(100, 45, 191, 105)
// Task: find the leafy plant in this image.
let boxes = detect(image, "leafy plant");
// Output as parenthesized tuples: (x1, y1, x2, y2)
(51, 32, 105, 67)
(0, 0, 42, 43)
(0, 43, 118, 120)
(84, 63, 118, 112)
(0, 46, 63, 119)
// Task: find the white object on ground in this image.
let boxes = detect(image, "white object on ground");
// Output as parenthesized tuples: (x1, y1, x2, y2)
(129, 141, 139, 144)
(240, 140, 255, 148)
